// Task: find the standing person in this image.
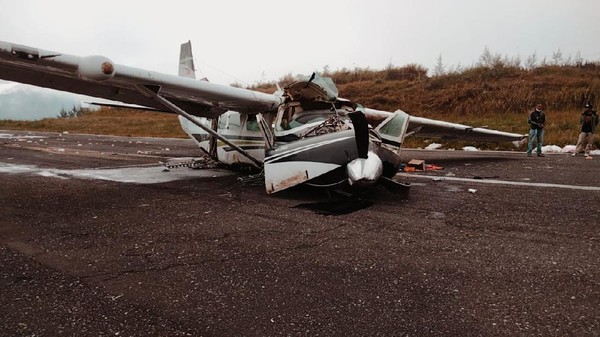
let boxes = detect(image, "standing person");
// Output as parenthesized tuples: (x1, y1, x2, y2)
(527, 103, 546, 157)
(572, 104, 599, 158)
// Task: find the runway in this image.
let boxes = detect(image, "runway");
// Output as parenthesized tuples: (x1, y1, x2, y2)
(1, 130, 599, 336)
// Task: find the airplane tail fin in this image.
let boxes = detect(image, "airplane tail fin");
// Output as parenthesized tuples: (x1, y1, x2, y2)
(178, 40, 196, 79)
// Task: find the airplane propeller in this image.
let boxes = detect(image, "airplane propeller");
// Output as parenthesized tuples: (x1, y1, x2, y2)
(347, 110, 370, 159)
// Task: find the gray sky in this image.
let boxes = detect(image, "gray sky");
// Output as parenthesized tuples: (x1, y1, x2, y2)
(1, 0, 599, 119)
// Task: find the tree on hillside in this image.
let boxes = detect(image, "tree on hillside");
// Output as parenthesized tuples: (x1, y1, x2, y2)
(551, 48, 563, 65)
(525, 52, 538, 69)
(433, 54, 445, 76)
(58, 105, 85, 118)
(478, 46, 502, 68)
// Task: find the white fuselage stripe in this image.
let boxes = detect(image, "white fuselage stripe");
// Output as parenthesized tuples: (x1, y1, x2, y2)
(265, 136, 353, 163)
(395, 173, 600, 191)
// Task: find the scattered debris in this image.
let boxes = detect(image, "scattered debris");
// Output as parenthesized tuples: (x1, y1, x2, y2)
(425, 164, 444, 170)
(542, 145, 563, 153)
(403, 159, 443, 172)
(165, 156, 218, 169)
(468, 189, 477, 193)
(237, 170, 265, 185)
(425, 143, 442, 150)
(407, 159, 425, 171)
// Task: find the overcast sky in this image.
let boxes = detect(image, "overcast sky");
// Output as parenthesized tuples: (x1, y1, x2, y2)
(1, 0, 599, 119)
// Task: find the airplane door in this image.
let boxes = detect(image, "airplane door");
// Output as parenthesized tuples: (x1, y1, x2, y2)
(256, 113, 274, 150)
(374, 109, 410, 153)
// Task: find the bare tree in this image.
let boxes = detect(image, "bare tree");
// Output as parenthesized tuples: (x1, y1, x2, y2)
(478, 46, 503, 67)
(551, 48, 563, 65)
(433, 54, 445, 76)
(525, 52, 538, 70)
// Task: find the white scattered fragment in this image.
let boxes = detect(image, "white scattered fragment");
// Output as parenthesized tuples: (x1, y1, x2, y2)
(56, 148, 66, 152)
(590, 150, 600, 155)
(468, 189, 477, 193)
(541, 145, 562, 153)
(561, 145, 576, 153)
(462, 146, 480, 152)
(63, 131, 69, 134)
(425, 143, 442, 150)
(110, 294, 124, 301)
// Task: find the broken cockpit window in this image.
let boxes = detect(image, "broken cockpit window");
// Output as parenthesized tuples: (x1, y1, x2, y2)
(284, 73, 339, 102)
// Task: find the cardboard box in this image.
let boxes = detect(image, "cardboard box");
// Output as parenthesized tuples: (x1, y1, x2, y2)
(407, 159, 425, 171)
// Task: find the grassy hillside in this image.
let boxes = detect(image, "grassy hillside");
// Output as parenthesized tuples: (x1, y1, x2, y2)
(0, 108, 187, 138)
(252, 63, 600, 149)
(2, 62, 599, 149)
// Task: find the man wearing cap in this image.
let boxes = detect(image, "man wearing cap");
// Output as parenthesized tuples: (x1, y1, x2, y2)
(572, 104, 599, 158)
(527, 103, 546, 157)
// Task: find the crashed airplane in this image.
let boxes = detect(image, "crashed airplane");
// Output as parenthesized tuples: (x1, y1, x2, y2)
(0, 40, 525, 194)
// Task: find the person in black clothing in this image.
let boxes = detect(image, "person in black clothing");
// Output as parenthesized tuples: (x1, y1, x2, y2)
(527, 103, 546, 157)
(572, 104, 599, 158)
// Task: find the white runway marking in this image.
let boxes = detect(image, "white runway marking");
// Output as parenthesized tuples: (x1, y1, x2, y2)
(396, 173, 600, 191)
(0, 162, 232, 184)
(0, 133, 46, 139)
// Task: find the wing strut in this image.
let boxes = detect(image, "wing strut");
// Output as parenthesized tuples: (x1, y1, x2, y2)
(136, 84, 263, 168)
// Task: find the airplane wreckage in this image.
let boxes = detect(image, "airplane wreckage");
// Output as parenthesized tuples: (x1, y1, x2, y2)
(0, 40, 525, 195)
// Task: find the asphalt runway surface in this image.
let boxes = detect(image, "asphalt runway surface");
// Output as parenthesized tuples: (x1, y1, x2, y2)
(1, 130, 599, 336)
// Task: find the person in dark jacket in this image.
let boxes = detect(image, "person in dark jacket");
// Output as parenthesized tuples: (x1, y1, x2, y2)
(572, 104, 599, 158)
(527, 103, 546, 157)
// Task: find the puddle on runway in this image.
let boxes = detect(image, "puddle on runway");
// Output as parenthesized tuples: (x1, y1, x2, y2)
(0, 162, 232, 184)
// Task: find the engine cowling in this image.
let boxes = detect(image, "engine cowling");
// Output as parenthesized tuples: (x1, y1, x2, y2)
(78, 55, 115, 81)
(346, 150, 383, 188)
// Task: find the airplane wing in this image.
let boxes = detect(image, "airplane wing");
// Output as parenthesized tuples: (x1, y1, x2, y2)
(0, 40, 282, 119)
(406, 116, 525, 142)
(365, 108, 525, 143)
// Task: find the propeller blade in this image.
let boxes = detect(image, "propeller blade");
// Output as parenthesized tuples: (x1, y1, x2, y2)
(347, 111, 369, 159)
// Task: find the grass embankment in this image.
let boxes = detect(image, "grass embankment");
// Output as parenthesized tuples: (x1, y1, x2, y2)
(2, 63, 598, 149)
(0, 108, 187, 138)
(253, 63, 600, 149)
